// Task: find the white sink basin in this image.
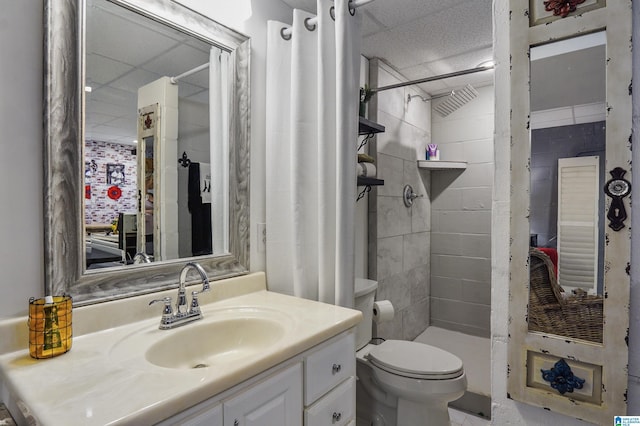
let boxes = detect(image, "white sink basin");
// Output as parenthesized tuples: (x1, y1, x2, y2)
(109, 307, 292, 370)
(146, 316, 286, 369)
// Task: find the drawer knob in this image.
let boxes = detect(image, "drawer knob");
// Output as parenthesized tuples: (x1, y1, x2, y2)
(332, 412, 342, 423)
(234, 420, 239, 426)
(332, 363, 342, 374)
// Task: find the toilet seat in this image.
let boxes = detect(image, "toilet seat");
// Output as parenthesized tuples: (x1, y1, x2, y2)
(366, 340, 464, 380)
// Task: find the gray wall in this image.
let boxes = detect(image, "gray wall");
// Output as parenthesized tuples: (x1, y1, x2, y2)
(0, 1, 44, 318)
(429, 85, 494, 338)
(368, 59, 432, 341)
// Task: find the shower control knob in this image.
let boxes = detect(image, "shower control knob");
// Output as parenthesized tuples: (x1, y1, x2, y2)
(403, 184, 423, 207)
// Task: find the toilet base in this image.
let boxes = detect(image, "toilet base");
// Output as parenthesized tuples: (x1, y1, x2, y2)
(356, 398, 452, 426)
(356, 362, 397, 425)
(356, 357, 465, 426)
(397, 398, 451, 426)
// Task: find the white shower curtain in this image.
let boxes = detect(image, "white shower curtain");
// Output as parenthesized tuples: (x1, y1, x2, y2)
(266, 0, 361, 307)
(209, 47, 229, 255)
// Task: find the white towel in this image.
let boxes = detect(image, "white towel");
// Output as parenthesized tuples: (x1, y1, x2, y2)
(200, 163, 212, 204)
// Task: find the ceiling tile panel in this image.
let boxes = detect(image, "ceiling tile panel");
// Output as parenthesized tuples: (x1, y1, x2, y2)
(86, 98, 132, 118)
(106, 117, 138, 137)
(395, 63, 450, 94)
(389, 0, 492, 70)
(108, 69, 163, 94)
(361, 10, 386, 37)
(88, 5, 182, 66)
(361, 0, 467, 30)
(397, 62, 437, 81)
(142, 44, 210, 85)
(362, 30, 415, 70)
(86, 54, 133, 86)
(88, 85, 136, 108)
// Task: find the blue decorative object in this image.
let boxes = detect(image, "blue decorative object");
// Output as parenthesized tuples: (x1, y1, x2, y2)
(540, 359, 585, 395)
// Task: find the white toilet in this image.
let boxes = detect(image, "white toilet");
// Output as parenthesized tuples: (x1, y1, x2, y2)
(354, 278, 467, 426)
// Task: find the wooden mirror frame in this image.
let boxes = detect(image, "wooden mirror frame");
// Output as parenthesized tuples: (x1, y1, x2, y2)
(44, 0, 251, 305)
(495, 1, 632, 423)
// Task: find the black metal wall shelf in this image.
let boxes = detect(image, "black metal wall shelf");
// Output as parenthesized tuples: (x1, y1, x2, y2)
(359, 116, 385, 135)
(356, 117, 385, 201)
(358, 117, 385, 151)
(357, 176, 384, 187)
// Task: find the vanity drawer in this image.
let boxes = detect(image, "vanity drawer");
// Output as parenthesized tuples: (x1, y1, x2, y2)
(304, 332, 355, 405)
(304, 376, 355, 426)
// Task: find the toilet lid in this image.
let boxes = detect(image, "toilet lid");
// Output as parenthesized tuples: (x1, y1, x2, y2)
(367, 340, 464, 379)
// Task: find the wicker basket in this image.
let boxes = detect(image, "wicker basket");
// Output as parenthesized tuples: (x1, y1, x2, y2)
(528, 248, 603, 343)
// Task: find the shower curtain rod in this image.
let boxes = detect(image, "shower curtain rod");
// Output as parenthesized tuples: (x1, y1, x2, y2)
(351, 0, 376, 8)
(281, 0, 376, 39)
(170, 62, 210, 84)
(371, 64, 494, 93)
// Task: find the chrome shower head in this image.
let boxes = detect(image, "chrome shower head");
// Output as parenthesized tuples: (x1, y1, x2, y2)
(433, 84, 479, 117)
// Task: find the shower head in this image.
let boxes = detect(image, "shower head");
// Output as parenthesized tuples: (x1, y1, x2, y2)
(433, 84, 479, 117)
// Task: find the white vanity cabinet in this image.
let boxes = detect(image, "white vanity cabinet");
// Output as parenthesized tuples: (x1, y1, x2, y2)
(223, 363, 302, 426)
(303, 332, 356, 426)
(158, 363, 302, 426)
(166, 402, 223, 426)
(158, 330, 356, 426)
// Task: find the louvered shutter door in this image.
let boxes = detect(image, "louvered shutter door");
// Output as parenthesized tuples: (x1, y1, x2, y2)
(557, 156, 599, 293)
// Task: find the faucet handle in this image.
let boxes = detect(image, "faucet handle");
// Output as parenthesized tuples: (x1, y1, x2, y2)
(189, 291, 203, 316)
(149, 297, 173, 316)
(150, 297, 175, 329)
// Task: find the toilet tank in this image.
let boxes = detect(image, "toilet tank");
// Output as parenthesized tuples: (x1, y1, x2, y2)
(354, 278, 378, 350)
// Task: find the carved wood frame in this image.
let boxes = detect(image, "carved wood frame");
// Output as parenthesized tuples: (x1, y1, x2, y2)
(44, 0, 251, 305)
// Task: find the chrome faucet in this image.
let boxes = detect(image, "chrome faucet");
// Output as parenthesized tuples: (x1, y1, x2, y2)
(149, 262, 210, 329)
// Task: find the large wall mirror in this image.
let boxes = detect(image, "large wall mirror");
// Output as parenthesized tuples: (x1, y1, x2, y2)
(44, 0, 250, 304)
(528, 32, 606, 343)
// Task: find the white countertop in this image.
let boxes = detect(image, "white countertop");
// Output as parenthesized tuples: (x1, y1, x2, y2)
(0, 273, 361, 425)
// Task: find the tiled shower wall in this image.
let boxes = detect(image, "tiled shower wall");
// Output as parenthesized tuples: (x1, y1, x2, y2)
(429, 85, 494, 338)
(368, 59, 432, 341)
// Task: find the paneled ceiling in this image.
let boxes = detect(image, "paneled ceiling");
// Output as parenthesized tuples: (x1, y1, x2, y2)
(87, 0, 495, 147)
(86, 0, 604, 145)
(280, 0, 605, 110)
(85, 0, 211, 146)
(280, 0, 495, 95)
